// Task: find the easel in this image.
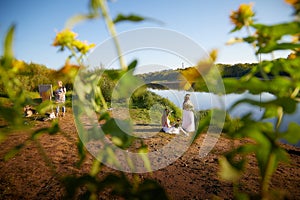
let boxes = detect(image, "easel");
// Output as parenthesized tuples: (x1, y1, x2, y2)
(39, 84, 53, 102)
(38, 84, 55, 120)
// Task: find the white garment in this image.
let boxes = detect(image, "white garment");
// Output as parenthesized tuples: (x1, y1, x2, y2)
(182, 110, 195, 132)
(163, 126, 188, 135)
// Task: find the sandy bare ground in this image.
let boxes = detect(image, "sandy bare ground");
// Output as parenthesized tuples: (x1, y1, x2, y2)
(0, 110, 300, 199)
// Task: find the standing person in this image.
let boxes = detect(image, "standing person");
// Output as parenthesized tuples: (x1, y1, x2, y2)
(55, 80, 66, 117)
(182, 94, 195, 132)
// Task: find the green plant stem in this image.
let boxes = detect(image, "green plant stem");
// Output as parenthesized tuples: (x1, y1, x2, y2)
(98, 0, 127, 71)
(245, 25, 269, 80)
(261, 152, 276, 199)
(275, 107, 283, 131)
(69, 45, 84, 66)
(34, 139, 58, 178)
(291, 87, 299, 98)
(98, 87, 108, 110)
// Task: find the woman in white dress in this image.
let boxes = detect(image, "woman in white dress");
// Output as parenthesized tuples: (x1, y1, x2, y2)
(182, 94, 195, 132)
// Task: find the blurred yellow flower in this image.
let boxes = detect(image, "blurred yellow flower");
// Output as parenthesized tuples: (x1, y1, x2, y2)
(285, 0, 298, 5)
(285, 0, 300, 16)
(53, 29, 95, 55)
(11, 59, 25, 72)
(230, 3, 255, 31)
(72, 40, 96, 54)
(180, 49, 217, 90)
(209, 49, 218, 62)
(53, 29, 77, 47)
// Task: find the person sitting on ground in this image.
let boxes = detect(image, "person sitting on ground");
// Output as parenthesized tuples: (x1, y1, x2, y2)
(164, 118, 188, 136)
(161, 110, 188, 136)
(161, 108, 171, 129)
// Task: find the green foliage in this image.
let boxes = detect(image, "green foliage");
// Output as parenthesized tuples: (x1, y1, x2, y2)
(130, 89, 182, 120)
(0, 1, 168, 199)
(98, 70, 117, 103)
(219, 2, 300, 199)
(113, 14, 145, 24)
(101, 118, 134, 149)
(62, 174, 168, 200)
(0, 26, 28, 128)
(4, 0, 299, 199)
(0, 58, 74, 95)
(217, 63, 255, 78)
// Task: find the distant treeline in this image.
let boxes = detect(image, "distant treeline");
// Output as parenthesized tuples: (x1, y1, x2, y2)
(0, 60, 258, 96)
(137, 63, 257, 84)
(217, 63, 256, 77)
(0, 59, 74, 96)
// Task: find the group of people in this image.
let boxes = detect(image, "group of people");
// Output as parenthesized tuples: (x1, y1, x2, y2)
(53, 81, 196, 132)
(161, 94, 195, 136)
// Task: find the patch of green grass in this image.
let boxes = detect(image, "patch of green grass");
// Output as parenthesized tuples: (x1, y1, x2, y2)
(130, 108, 160, 124)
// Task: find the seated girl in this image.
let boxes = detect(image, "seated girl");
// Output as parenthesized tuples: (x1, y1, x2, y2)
(161, 109, 188, 136)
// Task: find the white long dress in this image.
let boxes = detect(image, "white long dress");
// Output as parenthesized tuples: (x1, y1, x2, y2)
(182, 99, 195, 132)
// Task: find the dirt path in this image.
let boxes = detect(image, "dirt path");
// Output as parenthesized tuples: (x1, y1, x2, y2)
(0, 111, 300, 199)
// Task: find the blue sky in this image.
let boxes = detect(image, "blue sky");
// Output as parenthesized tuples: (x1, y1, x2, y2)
(0, 0, 295, 71)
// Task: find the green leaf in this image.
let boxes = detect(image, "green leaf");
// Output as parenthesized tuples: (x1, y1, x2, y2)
(48, 121, 60, 135)
(218, 156, 242, 182)
(99, 111, 111, 121)
(65, 14, 100, 29)
(253, 22, 300, 39)
(281, 122, 300, 144)
(256, 145, 271, 177)
(243, 36, 256, 44)
(138, 145, 152, 172)
(273, 147, 289, 164)
(223, 78, 241, 93)
(113, 14, 145, 24)
(4, 143, 25, 161)
(193, 110, 211, 140)
(62, 175, 98, 199)
(112, 72, 144, 99)
(76, 139, 86, 167)
(258, 43, 300, 54)
(101, 118, 134, 149)
(230, 26, 242, 33)
(135, 179, 169, 200)
(89, 0, 101, 15)
(263, 105, 278, 118)
(4, 25, 15, 59)
(252, 22, 300, 54)
(272, 97, 297, 114)
(127, 59, 138, 71)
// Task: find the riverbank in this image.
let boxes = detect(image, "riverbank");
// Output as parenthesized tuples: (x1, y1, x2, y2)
(0, 109, 299, 199)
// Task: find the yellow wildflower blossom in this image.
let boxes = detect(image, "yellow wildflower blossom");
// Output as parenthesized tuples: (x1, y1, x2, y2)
(285, 0, 300, 16)
(11, 59, 25, 72)
(72, 40, 96, 54)
(285, 0, 298, 6)
(230, 3, 255, 31)
(53, 29, 77, 47)
(53, 29, 95, 55)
